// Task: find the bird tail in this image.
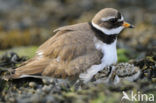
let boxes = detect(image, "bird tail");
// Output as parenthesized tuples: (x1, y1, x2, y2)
(10, 57, 49, 79)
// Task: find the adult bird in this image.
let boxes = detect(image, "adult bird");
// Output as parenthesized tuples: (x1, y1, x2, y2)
(10, 8, 134, 82)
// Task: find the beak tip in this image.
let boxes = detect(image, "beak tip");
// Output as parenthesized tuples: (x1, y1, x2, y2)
(130, 25, 135, 28)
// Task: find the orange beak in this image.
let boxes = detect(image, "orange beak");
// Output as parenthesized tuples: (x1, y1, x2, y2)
(122, 21, 135, 28)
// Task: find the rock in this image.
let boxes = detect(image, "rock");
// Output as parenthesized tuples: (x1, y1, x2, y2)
(42, 85, 52, 93)
(36, 89, 42, 94)
(29, 82, 37, 88)
(45, 95, 55, 103)
(0, 52, 26, 67)
(42, 78, 54, 85)
(30, 95, 43, 103)
(28, 89, 35, 94)
(9, 97, 16, 103)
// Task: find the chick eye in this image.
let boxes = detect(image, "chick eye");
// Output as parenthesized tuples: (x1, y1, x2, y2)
(109, 18, 117, 23)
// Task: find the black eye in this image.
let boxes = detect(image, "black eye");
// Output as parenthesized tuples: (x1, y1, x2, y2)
(109, 18, 117, 23)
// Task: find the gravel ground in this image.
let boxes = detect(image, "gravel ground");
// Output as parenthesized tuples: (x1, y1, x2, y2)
(0, 52, 155, 103)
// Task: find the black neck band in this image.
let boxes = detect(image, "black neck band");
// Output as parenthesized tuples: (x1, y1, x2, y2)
(89, 22, 117, 44)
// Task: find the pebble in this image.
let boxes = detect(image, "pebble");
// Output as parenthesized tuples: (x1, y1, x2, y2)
(152, 78, 156, 82)
(9, 97, 16, 102)
(29, 82, 37, 88)
(42, 79, 50, 85)
(42, 85, 52, 93)
(36, 89, 42, 94)
(30, 95, 43, 103)
(28, 89, 35, 94)
(42, 78, 54, 85)
(18, 90, 22, 94)
(45, 95, 55, 103)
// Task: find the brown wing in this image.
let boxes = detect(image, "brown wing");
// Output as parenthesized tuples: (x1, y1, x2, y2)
(11, 23, 103, 79)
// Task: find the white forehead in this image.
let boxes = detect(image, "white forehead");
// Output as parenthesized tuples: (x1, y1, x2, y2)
(101, 16, 124, 22)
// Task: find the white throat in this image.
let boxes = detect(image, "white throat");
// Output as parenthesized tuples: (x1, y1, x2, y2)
(91, 22, 124, 35)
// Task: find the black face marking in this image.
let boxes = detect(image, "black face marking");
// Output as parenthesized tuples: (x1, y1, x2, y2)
(111, 21, 123, 28)
(117, 12, 121, 19)
(89, 22, 117, 44)
(101, 12, 123, 29)
(109, 18, 118, 24)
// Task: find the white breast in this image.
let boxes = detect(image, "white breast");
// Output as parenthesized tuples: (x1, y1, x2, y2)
(79, 37, 117, 82)
(97, 38, 117, 66)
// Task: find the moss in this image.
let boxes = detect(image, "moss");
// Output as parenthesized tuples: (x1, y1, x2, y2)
(91, 91, 121, 103)
(4, 85, 9, 91)
(0, 28, 50, 49)
(0, 46, 38, 58)
(91, 93, 105, 103)
(117, 49, 129, 62)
